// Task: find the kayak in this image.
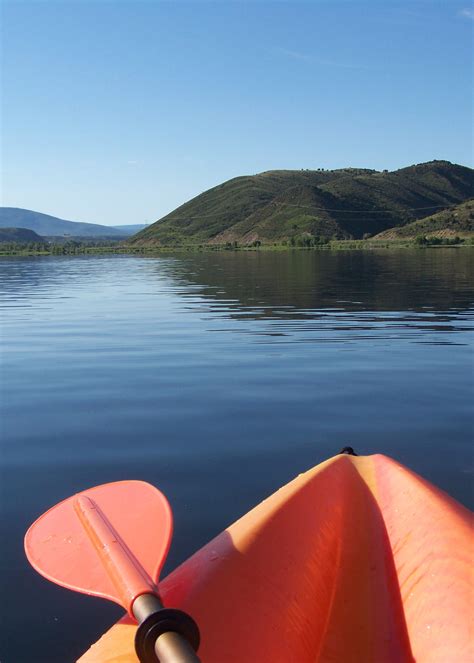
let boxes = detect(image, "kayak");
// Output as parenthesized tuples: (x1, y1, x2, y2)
(78, 452, 473, 663)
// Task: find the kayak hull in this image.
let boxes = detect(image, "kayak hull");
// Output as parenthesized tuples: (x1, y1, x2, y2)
(79, 454, 473, 663)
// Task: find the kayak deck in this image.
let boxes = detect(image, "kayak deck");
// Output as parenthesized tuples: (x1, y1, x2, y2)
(79, 453, 473, 663)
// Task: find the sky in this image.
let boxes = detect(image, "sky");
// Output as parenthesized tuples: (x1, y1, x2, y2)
(1, 0, 473, 226)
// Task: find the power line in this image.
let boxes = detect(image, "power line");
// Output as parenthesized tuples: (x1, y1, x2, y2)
(155, 200, 456, 222)
(268, 202, 451, 214)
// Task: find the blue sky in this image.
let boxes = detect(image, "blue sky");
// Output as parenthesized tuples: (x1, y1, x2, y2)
(1, 1, 473, 226)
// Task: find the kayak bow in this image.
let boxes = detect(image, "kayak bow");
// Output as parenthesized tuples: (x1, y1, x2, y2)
(27, 453, 473, 663)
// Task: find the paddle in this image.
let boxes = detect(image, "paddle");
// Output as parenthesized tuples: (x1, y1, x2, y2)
(24, 480, 201, 663)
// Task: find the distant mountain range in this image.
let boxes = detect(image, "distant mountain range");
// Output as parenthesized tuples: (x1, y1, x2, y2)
(111, 224, 149, 234)
(0, 208, 147, 238)
(128, 160, 474, 246)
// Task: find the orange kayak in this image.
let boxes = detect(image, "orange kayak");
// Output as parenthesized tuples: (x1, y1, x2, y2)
(79, 453, 473, 663)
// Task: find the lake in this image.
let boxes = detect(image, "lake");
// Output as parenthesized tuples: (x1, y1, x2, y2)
(1, 249, 473, 662)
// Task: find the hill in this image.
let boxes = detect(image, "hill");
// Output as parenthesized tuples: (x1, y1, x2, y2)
(128, 161, 474, 246)
(0, 227, 45, 243)
(0, 208, 129, 238)
(373, 200, 474, 239)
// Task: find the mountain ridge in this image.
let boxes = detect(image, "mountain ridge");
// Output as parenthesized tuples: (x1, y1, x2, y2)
(0, 208, 135, 237)
(128, 160, 474, 246)
(0, 227, 45, 243)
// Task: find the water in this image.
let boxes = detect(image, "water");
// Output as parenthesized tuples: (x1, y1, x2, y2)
(1, 249, 473, 662)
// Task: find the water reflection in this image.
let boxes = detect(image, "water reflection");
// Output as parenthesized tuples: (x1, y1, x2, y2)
(151, 248, 474, 312)
(1, 251, 473, 347)
(147, 249, 474, 343)
(1, 250, 473, 663)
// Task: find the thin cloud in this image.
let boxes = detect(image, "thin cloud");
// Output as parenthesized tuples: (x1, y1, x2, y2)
(277, 48, 375, 70)
(280, 48, 312, 62)
(459, 8, 474, 19)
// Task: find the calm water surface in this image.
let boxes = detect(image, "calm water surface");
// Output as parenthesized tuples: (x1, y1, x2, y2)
(1, 250, 473, 662)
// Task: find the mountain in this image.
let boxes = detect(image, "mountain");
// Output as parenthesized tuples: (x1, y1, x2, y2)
(0, 208, 126, 238)
(373, 200, 474, 239)
(128, 161, 474, 246)
(0, 227, 45, 243)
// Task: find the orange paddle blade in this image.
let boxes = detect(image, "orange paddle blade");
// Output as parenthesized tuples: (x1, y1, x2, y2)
(24, 480, 172, 616)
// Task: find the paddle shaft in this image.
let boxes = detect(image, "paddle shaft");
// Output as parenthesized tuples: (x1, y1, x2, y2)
(133, 594, 201, 663)
(75, 495, 200, 662)
(155, 633, 201, 663)
(25, 483, 200, 662)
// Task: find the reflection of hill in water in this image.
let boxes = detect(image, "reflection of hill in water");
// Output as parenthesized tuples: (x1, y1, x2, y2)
(1, 251, 473, 332)
(156, 249, 474, 319)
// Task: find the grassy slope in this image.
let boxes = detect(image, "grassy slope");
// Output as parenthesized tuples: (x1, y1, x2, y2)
(128, 160, 474, 246)
(129, 169, 374, 245)
(374, 199, 474, 239)
(210, 185, 350, 243)
(318, 161, 474, 236)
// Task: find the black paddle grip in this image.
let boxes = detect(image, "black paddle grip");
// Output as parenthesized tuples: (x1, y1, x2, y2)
(135, 608, 200, 663)
(339, 446, 358, 456)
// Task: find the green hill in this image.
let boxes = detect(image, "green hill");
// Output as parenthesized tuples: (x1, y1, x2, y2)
(128, 160, 474, 246)
(374, 200, 474, 239)
(0, 227, 45, 243)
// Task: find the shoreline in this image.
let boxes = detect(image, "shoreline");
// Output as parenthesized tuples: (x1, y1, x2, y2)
(1, 237, 473, 258)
